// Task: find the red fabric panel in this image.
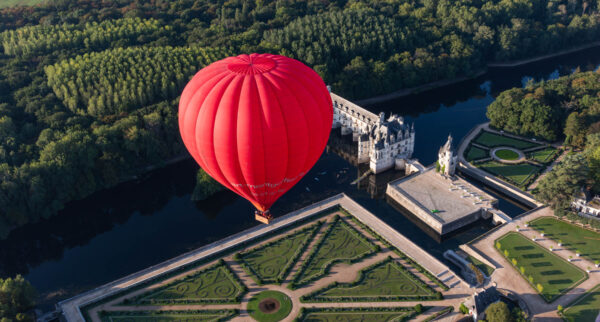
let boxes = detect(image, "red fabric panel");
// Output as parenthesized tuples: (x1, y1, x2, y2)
(178, 53, 333, 212)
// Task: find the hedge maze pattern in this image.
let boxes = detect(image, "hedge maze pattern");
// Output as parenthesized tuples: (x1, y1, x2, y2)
(238, 221, 322, 284)
(128, 261, 246, 305)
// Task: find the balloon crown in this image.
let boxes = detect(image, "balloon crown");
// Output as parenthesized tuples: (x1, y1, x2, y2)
(227, 54, 276, 75)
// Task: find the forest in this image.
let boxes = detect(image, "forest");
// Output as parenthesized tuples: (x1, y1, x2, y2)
(1, 0, 600, 238)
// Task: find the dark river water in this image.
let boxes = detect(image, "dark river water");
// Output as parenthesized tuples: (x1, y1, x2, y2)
(3, 47, 600, 311)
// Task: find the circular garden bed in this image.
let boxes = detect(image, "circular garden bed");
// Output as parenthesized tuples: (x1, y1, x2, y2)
(494, 148, 520, 161)
(247, 290, 292, 322)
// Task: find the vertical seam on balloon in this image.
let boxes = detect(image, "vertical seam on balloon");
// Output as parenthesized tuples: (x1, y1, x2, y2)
(252, 74, 270, 207)
(259, 72, 291, 208)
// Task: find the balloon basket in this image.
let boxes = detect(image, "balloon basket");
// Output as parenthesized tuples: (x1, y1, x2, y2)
(255, 210, 272, 224)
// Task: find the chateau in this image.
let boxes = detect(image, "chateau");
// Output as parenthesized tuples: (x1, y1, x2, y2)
(330, 91, 415, 174)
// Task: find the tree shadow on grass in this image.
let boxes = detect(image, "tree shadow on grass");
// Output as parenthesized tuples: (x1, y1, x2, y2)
(515, 245, 535, 251)
(522, 253, 544, 259)
(548, 279, 573, 284)
(530, 261, 552, 267)
(540, 270, 564, 276)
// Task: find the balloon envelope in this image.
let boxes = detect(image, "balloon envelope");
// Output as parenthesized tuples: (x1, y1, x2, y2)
(178, 53, 333, 212)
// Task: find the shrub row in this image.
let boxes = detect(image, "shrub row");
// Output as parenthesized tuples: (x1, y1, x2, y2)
(293, 306, 418, 322)
(423, 306, 454, 322)
(300, 257, 441, 303)
(235, 221, 324, 285)
(98, 309, 239, 322)
(343, 211, 450, 291)
(289, 215, 379, 289)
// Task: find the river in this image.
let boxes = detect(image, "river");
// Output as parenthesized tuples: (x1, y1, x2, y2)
(2, 46, 600, 311)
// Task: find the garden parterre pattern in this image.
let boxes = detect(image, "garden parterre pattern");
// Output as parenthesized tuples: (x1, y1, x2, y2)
(303, 258, 436, 301)
(298, 308, 415, 321)
(83, 210, 455, 322)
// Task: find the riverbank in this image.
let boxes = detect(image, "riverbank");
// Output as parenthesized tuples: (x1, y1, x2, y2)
(357, 42, 600, 106)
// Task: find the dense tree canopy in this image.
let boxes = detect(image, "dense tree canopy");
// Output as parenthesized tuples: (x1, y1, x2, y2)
(0, 275, 36, 322)
(1, 0, 600, 238)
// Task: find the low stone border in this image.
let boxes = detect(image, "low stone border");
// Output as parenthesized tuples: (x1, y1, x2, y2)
(490, 147, 525, 164)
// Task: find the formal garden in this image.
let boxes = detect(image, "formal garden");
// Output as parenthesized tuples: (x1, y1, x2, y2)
(82, 207, 450, 321)
(561, 284, 600, 322)
(495, 232, 587, 302)
(528, 217, 600, 262)
(464, 130, 560, 190)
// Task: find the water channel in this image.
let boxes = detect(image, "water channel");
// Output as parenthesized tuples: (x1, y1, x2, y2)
(2, 46, 600, 310)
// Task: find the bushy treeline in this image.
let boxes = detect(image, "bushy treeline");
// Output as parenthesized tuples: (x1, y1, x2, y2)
(1, 0, 600, 237)
(45, 46, 232, 116)
(0, 275, 36, 322)
(0, 17, 163, 56)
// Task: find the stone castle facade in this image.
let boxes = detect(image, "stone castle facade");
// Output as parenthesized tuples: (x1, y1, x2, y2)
(330, 91, 415, 174)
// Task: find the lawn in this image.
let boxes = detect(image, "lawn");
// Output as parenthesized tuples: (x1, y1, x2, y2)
(293, 217, 377, 285)
(465, 145, 489, 162)
(496, 232, 587, 302)
(563, 284, 600, 322)
(247, 290, 292, 322)
(494, 148, 520, 160)
(100, 310, 238, 321)
(0, 0, 45, 8)
(130, 262, 246, 305)
(474, 131, 541, 149)
(304, 259, 436, 301)
(299, 308, 415, 321)
(478, 160, 542, 188)
(529, 217, 600, 262)
(528, 147, 559, 164)
(238, 222, 320, 284)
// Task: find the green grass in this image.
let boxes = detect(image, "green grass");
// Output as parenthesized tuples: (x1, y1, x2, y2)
(467, 255, 495, 277)
(100, 310, 238, 321)
(528, 147, 558, 164)
(474, 131, 541, 149)
(247, 291, 292, 322)
(465, 146, 489, 162)
(563, 284, 600, 322)
(529, 217, 600, 262)
(306, 259, 435, 301)
(494, 148, 520, 160)
(300, 309, 413, 321)
(130, 262, 245, 305)
(294, 218, 377, 285)
(496, 232, 587, 302)
(0, 0, 45, 8)
(478, 160, 542, 188)
(239, 222, 320, 284)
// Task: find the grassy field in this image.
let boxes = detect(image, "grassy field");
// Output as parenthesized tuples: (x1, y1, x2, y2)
(478, 161, 542, 187)
(563, 284, 600, 322)
(239, 222, 320, 284)
(474, 131, 540, 149)
(247, 290, 292, 322)
(494, 148, 520, 160)
(0, 0, 44, 8)
(528, 147, 559, 164)
(529, 217, 600, 262)
(309, 259, 435, 301)
(496, 232, 587, 302)
(100, 310, 238, 321)
(294, 218, 376, 285)
(132, 262, 245, 305)
(299, 309, 414, 321)
(465, 146, 489, 162)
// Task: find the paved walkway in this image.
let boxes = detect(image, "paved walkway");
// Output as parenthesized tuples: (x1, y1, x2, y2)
(61, 194, 470, 322)
(467, 206, 600, 321)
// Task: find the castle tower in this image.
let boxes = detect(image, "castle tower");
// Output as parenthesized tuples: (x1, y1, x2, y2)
(438, 134, 457, 176)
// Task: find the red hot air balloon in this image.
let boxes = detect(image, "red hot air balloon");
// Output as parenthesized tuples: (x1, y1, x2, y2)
(178, 53, 333, 223)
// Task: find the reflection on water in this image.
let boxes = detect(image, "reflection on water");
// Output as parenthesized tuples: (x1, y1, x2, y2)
(3, 46, 600, 311)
